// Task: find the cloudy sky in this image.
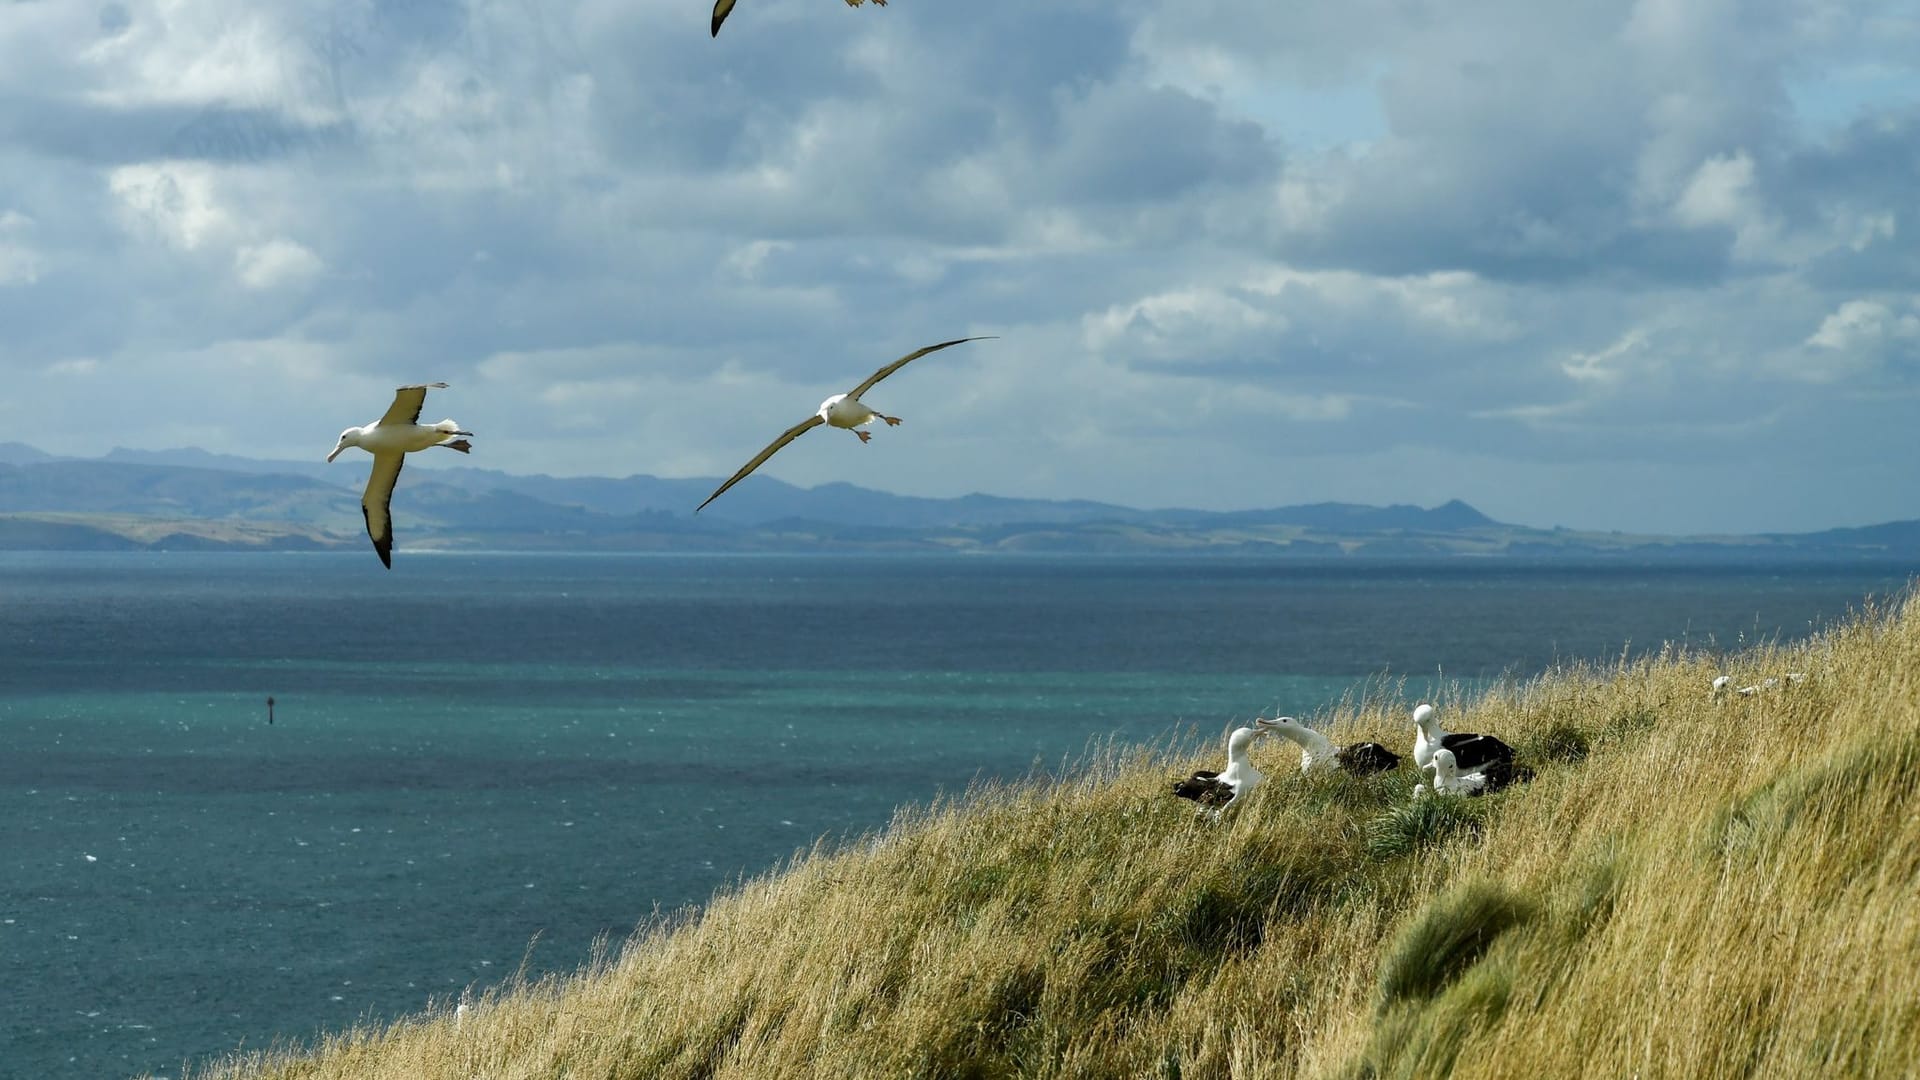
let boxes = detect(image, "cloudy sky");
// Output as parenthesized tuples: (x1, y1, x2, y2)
(2, 0, 1917, 533)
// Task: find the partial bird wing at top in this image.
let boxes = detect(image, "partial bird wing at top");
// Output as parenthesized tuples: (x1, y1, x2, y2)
(696, 414, 827, 513)
(379, 383, 450, 428)
(846, 336, 995, 400)
(714, 0, 882, 38)
(361, 453, 406, 568)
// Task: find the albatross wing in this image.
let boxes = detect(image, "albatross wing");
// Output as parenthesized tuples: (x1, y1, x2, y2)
(379, 382, 450, 428)
(846, 336, 996, 400)
(711, 0, 736, 35)
(361, 452, 405, 569)
(696, 414, 826, 513)
(1172, 771, 1236, 807)
(1336, 742, 1402, 775)
(1440, 732, 1514, 770)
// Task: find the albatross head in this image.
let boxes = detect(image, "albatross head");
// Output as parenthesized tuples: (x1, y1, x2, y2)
(1225, 724, 1268, 760)
(326, 427, 361, 463)
(1411, 703, 1437, 732)
(1430, 747, 1460, 779)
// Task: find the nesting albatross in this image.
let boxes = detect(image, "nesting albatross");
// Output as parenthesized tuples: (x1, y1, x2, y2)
(1171, 723, 1271, 812)
(327, 382, 473, 568)
(1426, 747, 1534, 797)
(695, 336, 994, 513)
(1410, 703, 1514, 772)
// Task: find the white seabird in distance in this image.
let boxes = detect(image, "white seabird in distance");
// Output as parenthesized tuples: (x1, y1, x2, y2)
(1718, 672, 1808, 697)
(695, 336, 995, 513)
(1410, 703, 1515, 772)
(711, 0, 886, 37)
(327, 382, 473, 568)
(1748, 673, 1807, 695)
(1426, 747, 1534, 797)
(1172, 724, 1271, 811)
(1256, 716, 1400, 776)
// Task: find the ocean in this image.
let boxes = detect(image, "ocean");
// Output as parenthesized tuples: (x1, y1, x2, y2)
(1, 552, 1909, 1078)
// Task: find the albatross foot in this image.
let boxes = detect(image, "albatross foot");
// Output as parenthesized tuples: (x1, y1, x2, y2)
(881, 415, 902, 427)
(855, 430, 872, 444)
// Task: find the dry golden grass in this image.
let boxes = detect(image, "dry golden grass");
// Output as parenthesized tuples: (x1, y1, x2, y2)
(182, 591, 1920, 1080)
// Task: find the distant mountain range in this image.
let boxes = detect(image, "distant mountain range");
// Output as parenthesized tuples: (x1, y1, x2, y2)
(1, 441, 1917, 559)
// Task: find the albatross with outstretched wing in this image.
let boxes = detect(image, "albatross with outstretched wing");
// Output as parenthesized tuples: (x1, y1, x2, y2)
(327, 382, 473, 568)
(695, 336, 994, 513)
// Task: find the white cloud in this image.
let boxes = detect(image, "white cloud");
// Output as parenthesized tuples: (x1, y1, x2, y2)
(1562, 329, 1652, 385)
(48, 357, 99, 376)
(0, 209, 42, 285)
(1808, 299, 1897, 350)
(723, 240, 791, 282)
(1673, 152, 1756, 229)
(82, 3, 280, 104)
(1082, 286, 1284, 356)
(108, 162, 233, 251)
(234, 238, 321, 290)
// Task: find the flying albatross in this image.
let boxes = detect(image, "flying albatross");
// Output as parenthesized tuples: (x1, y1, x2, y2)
(695, 336, 994, 513)
(712, 0, 886, 38)
(1256, 716, 1400, 776)
(1425, 746, 1534, 797)
(1410, 703, 1515, 772)
(327, 382, 473, 568)
(1171, 723, 1271, 812)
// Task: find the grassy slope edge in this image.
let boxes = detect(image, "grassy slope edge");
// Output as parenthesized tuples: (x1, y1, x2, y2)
(182, 593, 1920, 1079)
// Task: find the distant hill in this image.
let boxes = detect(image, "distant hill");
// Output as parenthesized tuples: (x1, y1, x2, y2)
(100, 445, 343, 482)
(0, 444, 1917, 559)
(0, 442, 56, 466)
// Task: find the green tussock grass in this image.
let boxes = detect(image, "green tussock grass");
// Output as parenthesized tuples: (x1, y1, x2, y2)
(179, 590, 1920, 1079)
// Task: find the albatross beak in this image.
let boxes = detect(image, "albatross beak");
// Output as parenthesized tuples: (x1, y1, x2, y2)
(326, 445, 344, 463)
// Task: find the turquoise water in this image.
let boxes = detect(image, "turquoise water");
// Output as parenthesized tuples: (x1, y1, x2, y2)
(1, 552, 1909, 1077)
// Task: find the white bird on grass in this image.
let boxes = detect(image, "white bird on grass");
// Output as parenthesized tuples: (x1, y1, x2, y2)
(695, 336, 994, 513)
(1255, 716, 1401, 776)
(327, 382, 472, 568)
(1427, 747, 1534, 798)
(1171, 724, 1271, 812)
(1721, 672, 1809, 697)
(1410, 703, 1515, 772)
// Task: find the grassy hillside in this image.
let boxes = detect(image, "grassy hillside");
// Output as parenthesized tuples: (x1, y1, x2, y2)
(182, 593, 1920, 1079)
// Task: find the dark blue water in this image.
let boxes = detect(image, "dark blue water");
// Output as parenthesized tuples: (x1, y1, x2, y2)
(0, 553, 1908, 1078)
